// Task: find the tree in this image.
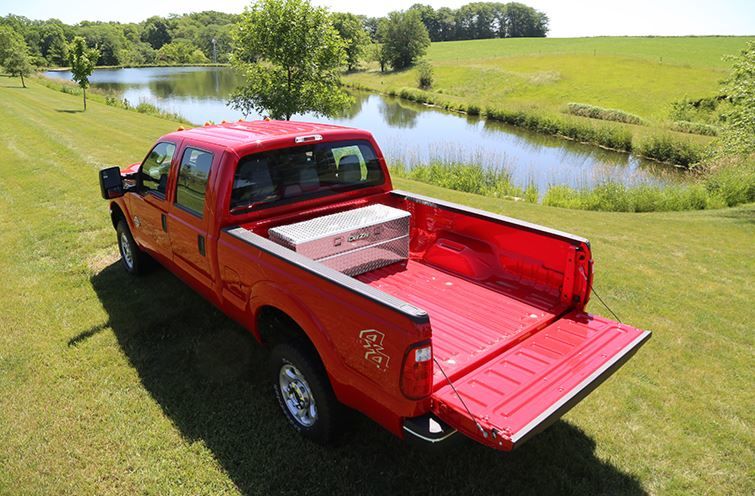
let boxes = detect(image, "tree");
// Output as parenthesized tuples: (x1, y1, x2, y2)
(0, 26, 34, 87)
(141, 16, 172, 49)
(68, 36, 99, 110)
(371, 42, 390, 73)
(380, 10, 430, 70)
(331, 12, 370, 71)
(408, 4, 442, 41)
(229, 0, 350, 120)
(37, 20, 68, 66)
(156, 40, 209, 64)
(717, 42, 755, 156)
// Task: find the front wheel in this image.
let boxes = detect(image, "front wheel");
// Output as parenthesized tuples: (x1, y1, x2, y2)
(116, 220, 147, 275)
(270, 343, 341, 444)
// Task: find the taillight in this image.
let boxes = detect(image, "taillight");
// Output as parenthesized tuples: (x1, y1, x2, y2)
(400, 340, 433, 400)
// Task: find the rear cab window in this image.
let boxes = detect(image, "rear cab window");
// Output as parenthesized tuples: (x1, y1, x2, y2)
(230, 140, 384, 213)
(140, 142, 176, 196)
(175, 147, 214, 217)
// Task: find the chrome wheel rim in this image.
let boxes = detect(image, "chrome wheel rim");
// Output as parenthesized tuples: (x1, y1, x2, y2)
(279, 364, 317, 427)
(120, 232, 134, 269)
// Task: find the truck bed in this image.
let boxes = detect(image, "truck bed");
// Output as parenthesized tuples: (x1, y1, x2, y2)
(357, 260, 568, 386)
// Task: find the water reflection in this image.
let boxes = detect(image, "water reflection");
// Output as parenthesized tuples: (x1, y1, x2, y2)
(43, 66, 685, 190)
(378, 97, 418, 129)
(337, 90, 369, 120)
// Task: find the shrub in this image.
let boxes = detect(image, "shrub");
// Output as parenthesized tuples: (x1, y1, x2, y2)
(669, 120, 719, 136)
(416, 61, 434, 90)
(484, 106, 633, 152)
(524, 182, 539, 203)
(703, 160, 755, 206)
(669, 96, 721, 123)
(542, 181, 712, 212)
(636, 135, 703, 167)
(565, 103, 646, 126)
(391, 160, 522, 198)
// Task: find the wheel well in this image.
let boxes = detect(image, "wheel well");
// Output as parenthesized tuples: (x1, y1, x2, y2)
(110, 203, 126, 229)
(256, 306, 317, 354)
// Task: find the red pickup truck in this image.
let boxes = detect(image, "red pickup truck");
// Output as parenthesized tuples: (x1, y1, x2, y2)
(99, 120, 650, 451)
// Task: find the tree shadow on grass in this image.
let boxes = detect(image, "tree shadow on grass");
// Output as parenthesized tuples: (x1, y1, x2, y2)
(85, 262, 647, 496)
(55, 109, 84, 113)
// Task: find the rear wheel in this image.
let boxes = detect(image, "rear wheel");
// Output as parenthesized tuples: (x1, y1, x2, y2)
(270, 343, 340, 444)
(116, 220, 147, 275)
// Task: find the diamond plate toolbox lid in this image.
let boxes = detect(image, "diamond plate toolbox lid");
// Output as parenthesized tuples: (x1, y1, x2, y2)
(268, 204, 410, 262)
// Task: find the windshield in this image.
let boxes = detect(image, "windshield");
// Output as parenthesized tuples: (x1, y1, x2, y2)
(230, 140, 385, 213)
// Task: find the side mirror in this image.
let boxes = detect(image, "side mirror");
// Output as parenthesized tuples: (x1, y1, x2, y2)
(99, 166, 124, 199)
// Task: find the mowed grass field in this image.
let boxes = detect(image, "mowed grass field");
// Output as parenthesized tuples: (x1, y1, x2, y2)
(0, 80, 753, 495)
(345, 36, 753, 125)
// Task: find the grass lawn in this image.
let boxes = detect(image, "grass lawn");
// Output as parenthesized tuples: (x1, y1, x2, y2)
(345, 36, 754, 125)
(0, 80, 753, 495)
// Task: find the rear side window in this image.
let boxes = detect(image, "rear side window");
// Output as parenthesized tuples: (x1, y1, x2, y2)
(175, 147, 214, 217)
(230, 140, 384, 212)
(141, 142, 176, 195)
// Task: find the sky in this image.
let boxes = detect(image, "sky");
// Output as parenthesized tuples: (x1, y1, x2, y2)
(1, 0, 753, 37)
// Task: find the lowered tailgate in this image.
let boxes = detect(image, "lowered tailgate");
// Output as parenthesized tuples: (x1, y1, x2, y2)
(431, 311, 650, 450)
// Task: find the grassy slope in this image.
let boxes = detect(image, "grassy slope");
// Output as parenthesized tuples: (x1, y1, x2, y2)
(0, 80, 752, 495)
(345, 36, 753, 125)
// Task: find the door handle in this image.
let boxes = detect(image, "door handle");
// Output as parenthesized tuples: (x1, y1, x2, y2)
(161, 213, 168, 232)
(198, 234, 206, 257)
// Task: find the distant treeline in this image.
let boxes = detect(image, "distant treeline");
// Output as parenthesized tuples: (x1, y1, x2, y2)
(0, 1, 547, 68)
(0, 11, 235, 67)
(372, 3, 549, 42)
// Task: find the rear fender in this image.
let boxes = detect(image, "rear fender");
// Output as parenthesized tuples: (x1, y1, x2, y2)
(248, 281, 338, 372)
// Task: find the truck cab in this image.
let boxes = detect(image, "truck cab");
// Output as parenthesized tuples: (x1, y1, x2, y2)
(100, 120, 650, 451)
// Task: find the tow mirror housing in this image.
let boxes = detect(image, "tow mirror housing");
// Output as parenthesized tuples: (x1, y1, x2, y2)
(99, 166, 124, 199)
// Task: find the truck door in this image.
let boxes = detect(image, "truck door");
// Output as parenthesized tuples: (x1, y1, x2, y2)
(125, 141, 177, 262)
(167, 145, 218, 288)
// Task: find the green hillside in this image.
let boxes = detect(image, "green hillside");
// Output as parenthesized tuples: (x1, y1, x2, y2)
(345, 36, 753, 123)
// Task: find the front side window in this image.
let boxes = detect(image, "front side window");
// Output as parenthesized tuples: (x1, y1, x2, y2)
(175, 147, 214, 217)
(140, 142, 176, 195)
(230, 140, 384, 212)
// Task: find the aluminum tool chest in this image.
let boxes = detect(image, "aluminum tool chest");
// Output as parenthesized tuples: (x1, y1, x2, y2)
(268, 204, 410, 276)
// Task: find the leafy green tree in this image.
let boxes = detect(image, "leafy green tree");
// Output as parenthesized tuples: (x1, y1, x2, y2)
(37, 21, 69, 66)
(76, 22, 131, 66)
(0, 27, 34, 87)
(363, 17, 381, 41)
(717, 41, 755, 156)
(370, 42, 390, 73)
(380, 10, 430, 70)
(229, 0, 350, 120)
(68, 36, 99, 110)
(408, 4, 441, 41)
(156, 40, 209, 64)
(331, 12, 370, 71)
(141, 16, 172, 50)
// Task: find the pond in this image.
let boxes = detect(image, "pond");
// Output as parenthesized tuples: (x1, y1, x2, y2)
(44, 66, 683, 191)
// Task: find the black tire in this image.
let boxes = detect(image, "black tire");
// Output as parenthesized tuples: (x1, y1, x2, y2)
(270, 342, 341, 444)
(116, 220, 148, 275)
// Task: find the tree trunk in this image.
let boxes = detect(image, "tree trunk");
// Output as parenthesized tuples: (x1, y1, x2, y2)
(83, 88, 87, 111)
(20, 73, 26, 88)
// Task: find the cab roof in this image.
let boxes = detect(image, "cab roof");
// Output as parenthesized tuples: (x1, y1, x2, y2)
(162, 120, 368, 153)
